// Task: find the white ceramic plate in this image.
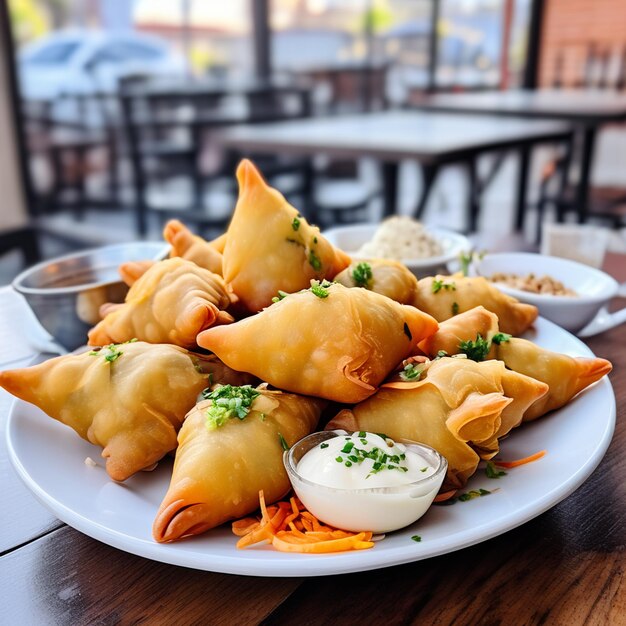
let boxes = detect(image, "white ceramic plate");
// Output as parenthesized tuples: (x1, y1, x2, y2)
(5, 317, 615, 577)
(322, 223, 470, 276)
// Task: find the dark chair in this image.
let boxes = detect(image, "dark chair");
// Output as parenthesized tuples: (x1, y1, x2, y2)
(120, 81, 235, 237)
(539, 42, 626, 235)
(22, 94, 119, 218)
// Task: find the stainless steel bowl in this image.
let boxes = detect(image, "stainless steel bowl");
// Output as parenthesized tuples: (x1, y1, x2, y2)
(13, 242, 169, 351)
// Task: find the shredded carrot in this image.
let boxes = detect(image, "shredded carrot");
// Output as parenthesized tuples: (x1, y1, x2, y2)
(434, 490, 457, 502)
(494, 450, 546, 468)
(232, 490, 376, 554)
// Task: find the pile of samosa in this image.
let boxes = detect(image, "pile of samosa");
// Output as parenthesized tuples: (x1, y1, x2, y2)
(0, 159, 611, 543)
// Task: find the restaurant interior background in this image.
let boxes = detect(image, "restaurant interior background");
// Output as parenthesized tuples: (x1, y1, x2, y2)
(1, 0, 625, 284)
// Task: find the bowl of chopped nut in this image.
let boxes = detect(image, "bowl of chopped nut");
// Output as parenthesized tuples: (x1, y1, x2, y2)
(473, 252, 625, 336)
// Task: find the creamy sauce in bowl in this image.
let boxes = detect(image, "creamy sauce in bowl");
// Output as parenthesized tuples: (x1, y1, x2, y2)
(284, 431, 447, 533)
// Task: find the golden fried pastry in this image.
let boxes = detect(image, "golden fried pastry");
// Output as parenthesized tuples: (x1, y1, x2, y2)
(163, 219, 224, 276)
(333, 258, 418, 304)
(418, 306, 612, 421)
(413, 275, 538, 336)
(198, 281, 438, 403)
(88, 257, 233, 349)
(0, 342, 228, 481)
(153, 385, 323, 542)
(221, 159, 351, 312)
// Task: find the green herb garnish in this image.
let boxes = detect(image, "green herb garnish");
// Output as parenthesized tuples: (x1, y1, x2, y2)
(400, 362, 423, 381)
(411, 535, 422, 542)
(451, 302, 460, 316)
(492, 332, 512, 345)
(308, 250, 322, 272)
(271, 290, 290, 303)
(432, 279, 456, 294)
(88, 340, 133, 363)
(291, 216, 301, 231)
(459, 250, 485, 276)
(458, 488, 493, 502)
(459, 251, 473, 277)
(485, 461, 507, 479)
(278, 433, 289, 451)
(458, 333, 491, 362)
(203, 385, 260, 430)
(320, 442, 329, 449)
(309, 279, 331, 298)
(436, 350, 449, 359)
(351, 262, 373, 288)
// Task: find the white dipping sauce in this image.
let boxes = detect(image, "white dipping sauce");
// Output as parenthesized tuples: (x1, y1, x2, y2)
(292, 432, 445, 533)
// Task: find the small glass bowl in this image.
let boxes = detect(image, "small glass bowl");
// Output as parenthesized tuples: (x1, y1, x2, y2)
(283, 430, 448, 533)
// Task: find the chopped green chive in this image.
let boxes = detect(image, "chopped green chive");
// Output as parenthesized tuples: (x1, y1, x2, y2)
(203, 385, 260, 430)
(89, 340, 133, 363)
(291, 216, 301, 231)
(492, 332, 512, 345)
(411, 535, 422, 542)
(485, 461, 507, 479)
(351, 262, 373, 289)
(400, 362, 422, 381)
(278, 433, 289, 451)
(451, 301, 460, 315)
(309, 279, 331, 299)
(458, 333, 491, 362)
(320, 442, 329, 449)
(308, 250, 322, 272)
(432, 279, 456, 294)
(271, 290, 290, 303)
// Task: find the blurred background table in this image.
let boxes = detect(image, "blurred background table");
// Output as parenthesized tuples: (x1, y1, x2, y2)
(412, 90, 626, 230)
(1, 249, 624, 624)
(220, 110, 571, 232)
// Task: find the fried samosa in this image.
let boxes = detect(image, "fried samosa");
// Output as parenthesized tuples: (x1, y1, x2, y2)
(221, 159, 351, 312)
(496, 339, 612, 421)
(118, 260, 155, 287)
(419, 305, 500, 359)
(326, 373, 512, 491)
(0, 342, 244, 481)
(153, 385, 324, 542)
(163, 219, 224, 276)
(197, 282, 438, 403)
(333, 258, 418, 304)
(418, 357, 548, 448)
(419, 306, 612, 421)
(413, 275, 538, 336)
(88, 257, 233, 349)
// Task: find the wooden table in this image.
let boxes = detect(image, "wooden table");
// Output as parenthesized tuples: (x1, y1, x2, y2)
(219, 110, 571, 232)
(1, 251, 624, 624)
(411, 89, 626, 228)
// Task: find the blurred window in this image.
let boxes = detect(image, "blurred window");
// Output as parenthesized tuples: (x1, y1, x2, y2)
(436, 0, 504, 89)
(90, 41, 162, 66)
(26, 41, 81, 65)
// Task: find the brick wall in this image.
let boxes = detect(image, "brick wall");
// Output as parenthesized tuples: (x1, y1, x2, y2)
(540, 0, 626, 87)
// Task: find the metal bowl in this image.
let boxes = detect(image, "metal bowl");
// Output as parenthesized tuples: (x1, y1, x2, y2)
(12, 242, 169, 351)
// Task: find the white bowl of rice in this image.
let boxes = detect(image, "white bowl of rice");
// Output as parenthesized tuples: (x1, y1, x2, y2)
(323, 218, 470, 276)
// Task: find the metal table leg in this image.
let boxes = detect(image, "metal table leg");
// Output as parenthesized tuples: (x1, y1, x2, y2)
(515, 145, 531, 231)
(575, 125, 598, 223)
(413, 164, 438, 219)
(381, 161, 399, 217)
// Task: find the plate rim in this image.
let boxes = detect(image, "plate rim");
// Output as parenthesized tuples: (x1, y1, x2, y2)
(4, 317, 616, 577)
